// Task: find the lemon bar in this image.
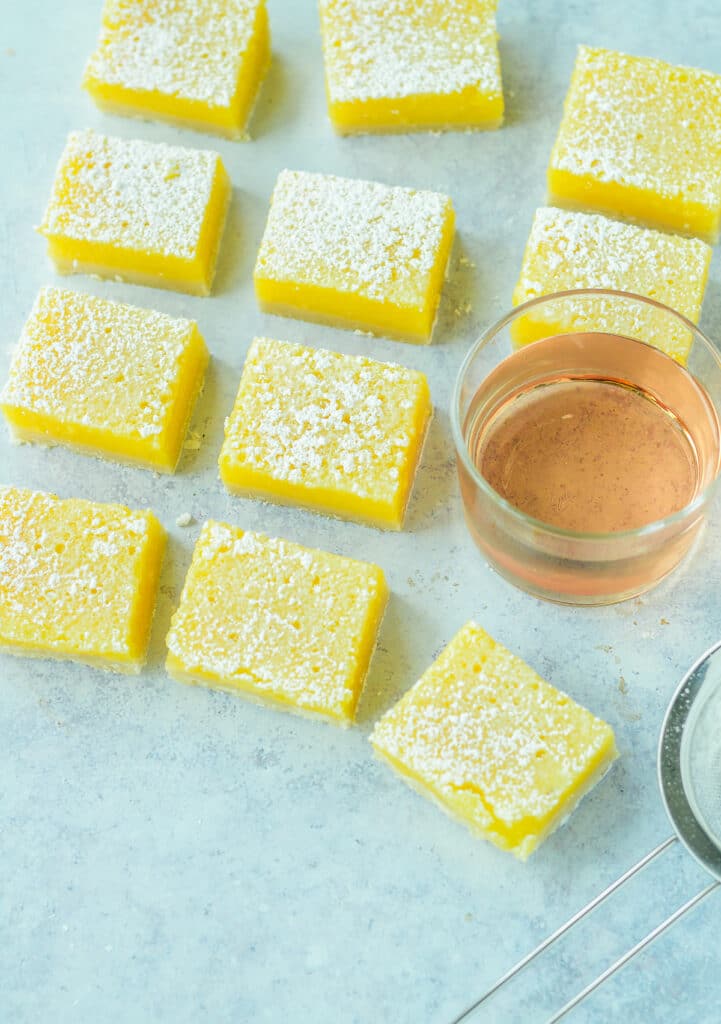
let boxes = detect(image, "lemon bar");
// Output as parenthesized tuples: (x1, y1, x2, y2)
(254, 170, 455, 343)
(83, 0, 271, 140)
(38, 129, 231, 295)
(0, 487, 165, 674)
(319, 0, 503, 134)
(1, 288, 209, 472)
(218, 337, 431, 528)
(548, 46, 721, 243)
(511, 208, 711, 363)
(165, 522, 388, 725)
(371, 622, 618, 860)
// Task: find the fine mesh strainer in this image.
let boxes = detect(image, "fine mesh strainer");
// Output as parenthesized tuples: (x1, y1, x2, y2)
(451, 641, 721, 1023)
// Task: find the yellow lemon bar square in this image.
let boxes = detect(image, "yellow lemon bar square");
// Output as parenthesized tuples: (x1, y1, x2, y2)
(1, 288, 209, 472)
(319, 0, 503, 134)
(38, 129, 231, 295)
(511, 207, 711, 363)
(218, 337, 431, 529)
(371, 622, 618, 860)
(254, 170, 455, 343)
(548, 46, 721, 243)
(0, 487, 165, 674)
(83, 0, 271, 140)
(165, 522, 388, 725)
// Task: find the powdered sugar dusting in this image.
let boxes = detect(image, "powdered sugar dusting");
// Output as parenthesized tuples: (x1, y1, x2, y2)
(551, 46, 721, 206)
(84, 0, 262, 108)
(1, 287, 198, 444)
(519, 208, 708, 291)
(0, 486, 153, 658)
(40, 129, 221, 258)
(166, 521, 387, 720)
(371, 622, 616, 851)
(319, 0, 501, 104)
(513, 207, 710, 360)
(220, 337, 430, 504)
(255, 169, 452, 305)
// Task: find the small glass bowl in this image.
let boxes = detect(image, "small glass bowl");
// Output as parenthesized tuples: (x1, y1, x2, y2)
(451, 289, 721, 605)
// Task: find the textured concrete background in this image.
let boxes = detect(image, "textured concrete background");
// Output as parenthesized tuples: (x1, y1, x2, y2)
(2, 1, 720, 1021)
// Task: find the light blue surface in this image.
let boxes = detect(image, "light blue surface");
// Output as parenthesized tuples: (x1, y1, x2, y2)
(2, 1, 721, 1021)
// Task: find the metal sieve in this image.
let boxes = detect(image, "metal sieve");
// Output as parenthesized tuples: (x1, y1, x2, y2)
(450, 641, 721, 1023)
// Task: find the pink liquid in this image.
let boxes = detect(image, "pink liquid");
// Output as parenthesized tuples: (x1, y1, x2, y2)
(458, 331, 721, 602)
(474, 377, 698, 532)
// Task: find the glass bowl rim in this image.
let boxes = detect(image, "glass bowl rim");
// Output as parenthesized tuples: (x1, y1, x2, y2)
(450, 287, 721, 543)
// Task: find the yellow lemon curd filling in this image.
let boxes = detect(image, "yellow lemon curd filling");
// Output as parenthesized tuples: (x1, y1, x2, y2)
(371, 622, 618, 860)
(38, 129, 231, 295)
(319, 0, 503, 134)
(511, 207, 711, 363)
(254, 169, 455, 343)
(548, 46, 721, 243)
(0, 487, 165, 674)
(1, 287, 209, 471)
(165, 522, 388, 726)
(83, 0, 271, 140)
(218, 337, 431, 529)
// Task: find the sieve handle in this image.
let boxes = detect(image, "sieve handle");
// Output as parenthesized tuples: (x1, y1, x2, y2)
(451, 835, 678, 1023)
(546, 877, 720, 1022)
